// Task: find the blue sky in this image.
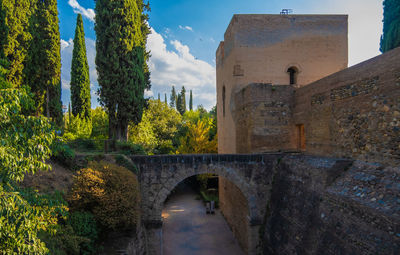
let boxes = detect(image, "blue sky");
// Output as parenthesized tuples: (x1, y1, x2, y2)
(59, 0, 383, 110)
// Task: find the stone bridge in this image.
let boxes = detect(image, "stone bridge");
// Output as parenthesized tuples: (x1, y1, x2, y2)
(130, 153, 399, 255)
(131, 153, 280, 254)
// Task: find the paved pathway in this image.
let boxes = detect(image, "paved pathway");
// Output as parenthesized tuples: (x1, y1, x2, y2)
(162, 185, 245, 255)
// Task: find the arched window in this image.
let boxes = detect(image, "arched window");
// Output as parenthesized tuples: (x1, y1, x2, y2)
(287, 67, 298, 85)
(222, 86, 226, 117)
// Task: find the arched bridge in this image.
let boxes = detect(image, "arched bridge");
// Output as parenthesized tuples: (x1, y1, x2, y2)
(130, 154, 399, 255)
(131, 153, 282, 254)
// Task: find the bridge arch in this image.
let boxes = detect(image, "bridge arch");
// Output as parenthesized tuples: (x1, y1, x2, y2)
(131, 154, 280, 254)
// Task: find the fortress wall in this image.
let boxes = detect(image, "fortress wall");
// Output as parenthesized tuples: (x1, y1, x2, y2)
(233, 83, 297, 153)
(217, 14, 348, 155)
(219, 177, 249, 253)
(294, 47, 400, 166)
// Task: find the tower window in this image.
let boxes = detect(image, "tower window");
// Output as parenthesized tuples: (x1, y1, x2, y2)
(287, 67, 298, 85)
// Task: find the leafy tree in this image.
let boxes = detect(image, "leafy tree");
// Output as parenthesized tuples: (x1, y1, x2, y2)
(129, 99, 181, 153)
(0, 0, 32, 87)
(91, 107, 109, 139)
(177, 119, 217, 154)
(0, 60, 59, 253)
(95, 0, 150, 141)
(24, 0, 62, 125)
(380, 0, 400, 52)
(170, 85, 176, 108)
(71, 14, 91, 120)
(63, 113, 92, 140)
(189, 90, 193, 110)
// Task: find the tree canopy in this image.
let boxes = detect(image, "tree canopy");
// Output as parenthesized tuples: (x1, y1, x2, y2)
(95, 0, 150, 141)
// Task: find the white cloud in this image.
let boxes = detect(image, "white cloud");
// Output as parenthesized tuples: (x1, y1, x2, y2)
(68, 0, 95, 22)
(144, 90, 154, 98)
(147, 27, 216, 109)
(179, 25, 193, 32)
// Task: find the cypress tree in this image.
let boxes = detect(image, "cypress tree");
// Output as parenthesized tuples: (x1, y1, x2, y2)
(158, 93, 160, 101)
(164, 93, 167, 104)
(70, 14, 91, 120)
(176, 94, 184, 115)
(170, 86, 176, 108)
(189, 90, 193, 111)
(180, 86, 186, 114)
(0, 0, 32, 87)
(380, 0, 400, 52)
(24, 0, 62, 125)
(95, 0, 150, 141)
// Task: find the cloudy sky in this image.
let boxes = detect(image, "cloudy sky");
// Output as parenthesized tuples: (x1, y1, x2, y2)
(59, 0, 384, 110)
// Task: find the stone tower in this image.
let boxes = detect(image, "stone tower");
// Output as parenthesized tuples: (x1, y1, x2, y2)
(216, 14, 348, 153)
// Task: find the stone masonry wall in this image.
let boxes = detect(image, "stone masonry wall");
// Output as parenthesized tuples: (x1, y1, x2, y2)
(219, 176, 249, 252)
(294, 47, 400, 166)
(260, 156, 399, 254)
(233, 83, 296, 153)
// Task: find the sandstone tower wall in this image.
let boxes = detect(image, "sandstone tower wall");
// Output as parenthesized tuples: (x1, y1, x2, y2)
(217, 14, 348, 154)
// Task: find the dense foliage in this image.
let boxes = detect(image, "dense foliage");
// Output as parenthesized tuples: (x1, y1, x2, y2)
(68, 161, 141, 231)
(189, 90, 193, 110)
(24, 0, 62, 125)
(380, 0, 400, 52)
(170, 85, 176, 108)
(71, 14, 91, 120)
(0, 60, 59, 254)
(0, 0, 32, 87)
(95, 0, 150, 141)
(129, 99, 182, 153)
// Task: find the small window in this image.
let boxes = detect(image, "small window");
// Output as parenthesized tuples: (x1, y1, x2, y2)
(296, 124, 306, 151)
(222, 86, 226, 117)
(287, 67, 298, 85)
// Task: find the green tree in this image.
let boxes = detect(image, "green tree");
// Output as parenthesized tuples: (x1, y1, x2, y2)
(95, 0, 150, 141)
(164, 93, 167, 104)
(170, 85, 176, 108)
(380, 0, 400, 52)
(158, 93, 160, 101)
(129, 99, 182, 153)
(70, 14, 91, 120)
(181, 86, 186, 113)
(189, 90, 193, 110)
(0, 60, 58, 254)
(91, 107, 109, 139)
(176, 93, 183, 115)
(0, 0, 32, 87)
(24, 0, 62, 125)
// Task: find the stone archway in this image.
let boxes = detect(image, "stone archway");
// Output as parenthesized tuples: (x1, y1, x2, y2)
(131, 154, 280, 255)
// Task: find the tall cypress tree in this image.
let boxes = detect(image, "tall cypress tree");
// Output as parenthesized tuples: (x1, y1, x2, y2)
(189, 90, 193, 111)
(164, 93, 167, 104)
(170, 86, 176, 108)
(380, 0, 400, 52)
(180, 86, 186, 114)
(0, 0, 32, 87)
(157, 93, 160, 101)
(70, 14, 91, 119)
(24, 0, 62, 125)
(176, 94, 183, 115)
(96, 0, 150, 141)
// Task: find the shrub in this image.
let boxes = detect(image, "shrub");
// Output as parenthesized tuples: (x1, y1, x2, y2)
(51, 140, 75, 168)
(114, 154, 138, 174)
(69, 211, 98, 254)
(68, 161, 140, 231)
(116, 141, 146, 155)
